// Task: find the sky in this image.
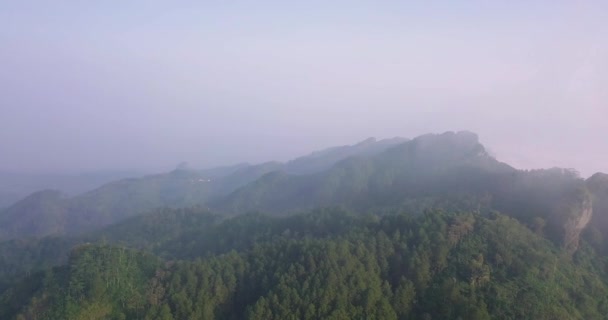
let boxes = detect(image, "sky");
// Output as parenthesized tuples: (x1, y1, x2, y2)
(1, 1, 607, 177)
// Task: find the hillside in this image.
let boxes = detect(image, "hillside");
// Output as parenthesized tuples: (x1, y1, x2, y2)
(1, 132, 608, 319)
(213, 131, 512, 213)
(583, 173, 608, 254)
(2, 131, 604, 255)
(0, 169, 221, 240)
(0, 171, 141, 209)
(211, 132, 597, 252)
(284, 137, 408, 174)
(0, 137, 404, 240)
(0, 207, 220, 291)
(2, 209, 607, 319)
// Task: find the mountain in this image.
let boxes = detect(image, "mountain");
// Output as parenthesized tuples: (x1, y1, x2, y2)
(0, 207, 219, 291)
(2, 208, 607, 319)
(212, 131, 596, 253)
(0, 137, 405, 240)
(2, 131, 599, 253)
(0, 171, 141, 209)
(212, 131, 514, 214)
(284, 137, 408, 174)
(1, 131, 608, 319)
(0, 190, 68, 240)
(0, 165, 270, 240)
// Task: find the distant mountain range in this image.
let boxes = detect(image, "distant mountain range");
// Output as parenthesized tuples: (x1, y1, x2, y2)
(2, 131, 608, 319)
(0, 136, 406, 239)
(211, 132, 608, 253)
(212, 131, 512, 214)
(0, 171, 142, 209)
(1, 131, 607, 255)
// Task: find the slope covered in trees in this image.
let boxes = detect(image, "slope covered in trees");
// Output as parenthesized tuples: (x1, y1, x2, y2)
(0, 138, 404, 240)
(2, 131, 608, 319)
(0, 171, 141, 209)
(2, 209, 608, 319)
(212, 132, 598, 252)
(212, 131, 512, 214)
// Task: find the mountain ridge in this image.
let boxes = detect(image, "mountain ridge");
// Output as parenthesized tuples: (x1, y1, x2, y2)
(1, 131, 606, 255)
(0, 136, 406, 240)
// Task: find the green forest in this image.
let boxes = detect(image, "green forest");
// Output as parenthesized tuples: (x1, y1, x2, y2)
(3, 208, 608, 320)
(1, 132, 608, 319)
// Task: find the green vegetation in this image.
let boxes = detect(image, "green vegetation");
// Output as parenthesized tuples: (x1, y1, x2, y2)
(0, 137, 403, 240)
(2, 209, 608, 319)
(0, 207, 219, 290)
(2, 132, 608, 319)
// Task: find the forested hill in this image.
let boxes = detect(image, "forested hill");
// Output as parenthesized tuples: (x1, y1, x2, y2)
(0, 137, 405, 240)
(209, 132, 608, 254)
(1, 131, 608, 319)
(2, 131, 607, 256)
(212, 131, 514, 214)
(284, 136, 408, 174)
(2, 208, 608, 319)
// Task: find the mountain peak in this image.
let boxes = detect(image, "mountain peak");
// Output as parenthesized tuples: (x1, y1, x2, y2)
(403, 131, 486, 159)
(175, 162, 192, 171)
(355, 137, 377, 146)
(413, 131, 480, 146)
(587, 172, 608, 192)
(588, 172, 608, 183)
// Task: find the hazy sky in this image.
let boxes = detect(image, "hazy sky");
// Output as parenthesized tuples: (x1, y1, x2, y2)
(1, 1, 606, 176)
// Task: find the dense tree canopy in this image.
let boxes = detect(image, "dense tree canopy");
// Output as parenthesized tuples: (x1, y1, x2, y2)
(1, 132, 608, 319)
(2, 208, 608, 319)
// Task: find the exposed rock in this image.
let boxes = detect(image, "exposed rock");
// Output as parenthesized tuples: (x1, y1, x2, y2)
(584, 172, 608, 253)
(559, 187, 594, 255)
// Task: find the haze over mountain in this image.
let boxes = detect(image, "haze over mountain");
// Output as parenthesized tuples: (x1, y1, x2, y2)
(0, 171, 142, 209)
(2, 131, 606, 256)
(0, 131, 607, 319)
(1, 2, 607, 176)
(0, 137, 406, 239)
(2, 2, 608, 319)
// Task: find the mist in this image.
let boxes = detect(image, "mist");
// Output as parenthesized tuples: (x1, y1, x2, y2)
(1, 1, 606, 176)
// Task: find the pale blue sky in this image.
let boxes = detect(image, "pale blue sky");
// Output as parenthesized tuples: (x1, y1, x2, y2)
(1, 1, 607, 176)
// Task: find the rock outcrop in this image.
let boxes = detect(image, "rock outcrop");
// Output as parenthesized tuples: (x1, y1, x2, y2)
(583, 173, 608, 253)
(559, 188, 594, 254)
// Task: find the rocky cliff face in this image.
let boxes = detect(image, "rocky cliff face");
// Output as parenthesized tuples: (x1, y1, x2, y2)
(560, 190, 594, 254)
(583, 173, 608, 253)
